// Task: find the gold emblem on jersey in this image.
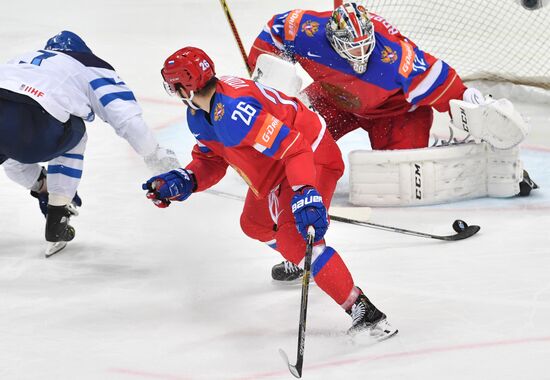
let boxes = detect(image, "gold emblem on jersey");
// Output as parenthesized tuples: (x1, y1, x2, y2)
(213, 102, 225, 121)
(320, 82, 362, 111)
(381, 46, 398, 64)
(301, 20, 319, 37)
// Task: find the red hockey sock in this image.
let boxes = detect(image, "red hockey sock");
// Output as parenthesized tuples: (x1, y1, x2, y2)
(311, 246, 356, 306)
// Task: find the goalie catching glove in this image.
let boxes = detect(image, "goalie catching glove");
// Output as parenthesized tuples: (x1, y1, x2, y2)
(291, 186, 328, 242)
(142, 168, 196, 208)
(450, 88, 529, 150)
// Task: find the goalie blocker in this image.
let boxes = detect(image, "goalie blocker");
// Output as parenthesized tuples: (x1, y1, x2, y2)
(349, 142, 534, 206)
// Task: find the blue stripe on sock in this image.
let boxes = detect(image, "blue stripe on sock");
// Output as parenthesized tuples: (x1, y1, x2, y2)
(61, 153, 84, 160)
(48, 165, 82, 179)
(99, 91, 136, 106)
(312, 246, 336, 277)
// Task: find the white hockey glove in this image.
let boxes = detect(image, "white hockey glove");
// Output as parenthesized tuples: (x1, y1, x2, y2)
(450, 89, 528, 150)
(144, 145, 181, 173)
(462, 87, 487, 105)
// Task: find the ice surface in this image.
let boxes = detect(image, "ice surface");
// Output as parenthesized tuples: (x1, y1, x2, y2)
(1, 1, 549, 379)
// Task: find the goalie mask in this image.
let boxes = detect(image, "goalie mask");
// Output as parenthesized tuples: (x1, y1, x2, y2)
(161, 46, 216, 108)
(326, 3, 375, 74)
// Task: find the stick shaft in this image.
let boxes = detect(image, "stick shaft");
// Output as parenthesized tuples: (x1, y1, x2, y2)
(218, 0, 253, 76)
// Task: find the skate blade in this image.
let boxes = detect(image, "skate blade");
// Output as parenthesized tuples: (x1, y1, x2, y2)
(45, 241, 67, 258)
(348, 323, 399, 343)
(375, 328, 399, 342)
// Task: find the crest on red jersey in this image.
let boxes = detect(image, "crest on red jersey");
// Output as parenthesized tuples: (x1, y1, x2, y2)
(301, 20, 320, 37)
(381, 46, 398, 64)
(213, 102, 225, 121)
(320, 82, 362, 111)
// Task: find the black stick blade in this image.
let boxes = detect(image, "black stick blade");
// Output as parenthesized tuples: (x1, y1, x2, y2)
(445, 224, 480, 241)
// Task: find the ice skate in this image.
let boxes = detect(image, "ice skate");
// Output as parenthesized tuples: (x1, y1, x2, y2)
(519, 170, 539, 196)
(346, 291, 398, 341)
(44, 205, 76, 258)
(271, 260, 304, 282)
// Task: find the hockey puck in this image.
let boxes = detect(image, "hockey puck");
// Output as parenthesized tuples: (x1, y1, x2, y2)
(452, 219, 468, 233)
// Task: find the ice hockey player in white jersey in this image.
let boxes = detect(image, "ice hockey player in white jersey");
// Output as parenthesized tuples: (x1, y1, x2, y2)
(0, 30, 180, 256)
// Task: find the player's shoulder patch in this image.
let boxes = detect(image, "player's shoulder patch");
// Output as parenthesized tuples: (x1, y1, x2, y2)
(380, 45, 399, 64)
(397, 40, 416, 78)
(301, 19, 320, 37)
(285, 10, 306, 41)
(254, 113, 284, 149)
(213, 102, 225, 122)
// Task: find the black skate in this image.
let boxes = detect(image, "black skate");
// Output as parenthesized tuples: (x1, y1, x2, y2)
(45, 205, 76, 257)
(346, 290, 398, 341)
(519, 170, 539, 196)
(271, 261, 304, 282)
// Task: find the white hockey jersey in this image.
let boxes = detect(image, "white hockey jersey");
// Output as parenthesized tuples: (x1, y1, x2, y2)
(0, 49, 157, 156)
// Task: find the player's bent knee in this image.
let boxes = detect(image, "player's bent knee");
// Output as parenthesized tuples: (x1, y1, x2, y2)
(239, 212, 275, 242)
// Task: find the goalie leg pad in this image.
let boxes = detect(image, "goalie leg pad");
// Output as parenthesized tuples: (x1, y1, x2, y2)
(450, 98, 529, 150)
(349, 143, 522, 206)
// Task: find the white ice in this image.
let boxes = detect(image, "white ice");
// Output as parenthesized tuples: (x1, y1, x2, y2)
(1, 1, 550, 379)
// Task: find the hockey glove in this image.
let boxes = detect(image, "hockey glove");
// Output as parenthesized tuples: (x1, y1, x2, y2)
(142, 168, 196, 208)
(462, 87, 488, 105)
(291, 186, 328, 242)
(144, 145, 181, 173)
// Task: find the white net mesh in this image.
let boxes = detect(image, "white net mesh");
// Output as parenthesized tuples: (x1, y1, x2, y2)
(351, 0, 550, 89)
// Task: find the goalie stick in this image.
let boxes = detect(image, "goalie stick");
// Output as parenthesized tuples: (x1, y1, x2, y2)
(205, 189, 481, 241)
(279, 226, 315, 378)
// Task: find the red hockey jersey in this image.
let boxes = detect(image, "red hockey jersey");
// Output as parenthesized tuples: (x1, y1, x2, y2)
(184, 76, 342, 198)
(249, 9, 467, 119)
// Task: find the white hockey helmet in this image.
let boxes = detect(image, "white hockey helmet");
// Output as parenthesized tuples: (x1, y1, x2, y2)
(326, 2, 375, 73)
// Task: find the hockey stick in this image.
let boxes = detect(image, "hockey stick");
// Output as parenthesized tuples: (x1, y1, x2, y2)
(205, 189, 480, 241)
(329, 215, 480, 241)
(279, 226, 315, 378)
(218, 0, 253, 76)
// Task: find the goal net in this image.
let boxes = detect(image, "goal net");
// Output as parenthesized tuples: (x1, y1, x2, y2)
(335, 0, 550, 90)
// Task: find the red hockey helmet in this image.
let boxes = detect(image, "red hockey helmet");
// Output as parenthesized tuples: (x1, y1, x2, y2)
(161, 46, 216, 98)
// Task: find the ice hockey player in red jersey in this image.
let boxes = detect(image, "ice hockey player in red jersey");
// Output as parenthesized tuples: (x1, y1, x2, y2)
(142, 46, 398, 341)
(249, 2, 486, 146)
(249, 2, 538, 280)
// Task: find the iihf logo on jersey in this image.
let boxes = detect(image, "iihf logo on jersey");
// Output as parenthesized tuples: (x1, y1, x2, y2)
(301, 20, 319, 37)
(19, 84, 44, 98)
(213, 102, 225, 121)
(381, 46, 398, 64)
